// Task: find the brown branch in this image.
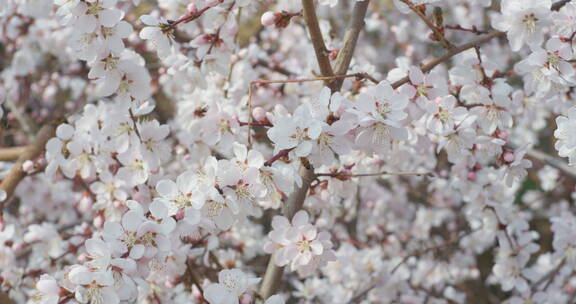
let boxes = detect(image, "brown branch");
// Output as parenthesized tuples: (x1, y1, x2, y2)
(301, 0, 334, 82)
(391, 30, 505, 89)
(258, 1, 371, 301)
(0, 122, 57, 211)
(552, 0, 572, 11)
(445, 24, 488, 35)
(316, 171, 431, 178)
(399, 0, 454, 50)
(0, 146, 31, 161)
(331, 1, 371, 89)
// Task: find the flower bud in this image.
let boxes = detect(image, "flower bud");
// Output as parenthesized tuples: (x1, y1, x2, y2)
(497, 130, 508, 140)
(503, 151, 515, 163)
(252, 107, 267, 122)
(261, 11, 276, 27)
(187, 3, 198, 14)
(22, 160, 34, 173)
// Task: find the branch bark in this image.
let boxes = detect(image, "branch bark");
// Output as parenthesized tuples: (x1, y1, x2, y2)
(391, 30, 505, 89)
(258, 0, 371, 301)
(0, 146, 31, 162)
(0, 123, 57, 211)
(301, 0, 334, 81)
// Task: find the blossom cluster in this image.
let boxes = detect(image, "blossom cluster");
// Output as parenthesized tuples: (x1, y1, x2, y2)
(2, 0, 576, 303)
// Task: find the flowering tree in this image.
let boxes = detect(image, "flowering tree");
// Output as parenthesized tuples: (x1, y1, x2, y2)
(3, 0, 576, 303)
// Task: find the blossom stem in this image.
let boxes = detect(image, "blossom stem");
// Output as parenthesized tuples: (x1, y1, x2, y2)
(165, 6, 211, 31)
(128, 108, 143, 142)
(263, 149, 292, 167)
(445, 24, 489, 35)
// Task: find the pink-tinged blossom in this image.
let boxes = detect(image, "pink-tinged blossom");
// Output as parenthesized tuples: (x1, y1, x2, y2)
(264, 210, 336, 274)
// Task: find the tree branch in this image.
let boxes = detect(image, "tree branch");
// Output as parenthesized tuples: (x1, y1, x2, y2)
(258, 0, 371, 301)
(0, 146, 31, 162)
(389, 0, 571, 90)
(525, 148, 576, 179)
(331, 1, 371, 89)
(301, 0, 334, 81)
(391, 30, 505, 89)
(0, 123, 57, 211)
(399, 0, 454, 50)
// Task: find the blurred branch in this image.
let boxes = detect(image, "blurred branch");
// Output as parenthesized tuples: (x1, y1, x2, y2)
(0, 146, 31, 161)
(5, 98, 38, 136)
(552, 0, 572, 11)
(524, 148, 576, 179)
(0, 122, 57, 211)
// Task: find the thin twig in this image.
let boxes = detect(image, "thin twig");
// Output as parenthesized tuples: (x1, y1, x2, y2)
(399, 0, 454, 50)
(5, 98, 38, 136)
(390, 30, 505, 89)
(315, 171, 431, 178)
(390, 232, 468, 275)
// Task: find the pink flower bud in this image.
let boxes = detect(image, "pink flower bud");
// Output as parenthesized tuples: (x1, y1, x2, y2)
(240, 294, 253, 304)
(13, 242, 25, 252)
(93, 214, 104, 229)
(165, 279, 176, 288)
(497, 130, 508, 140)
(467, 171, 476, 181)
(78, 253, 89, 263)
(22, 160, 34, 173)
(252, 107, 267, 122)
(261, 11, 276, 27)
(187, 3, 198, 14)
(503, 151, 515, 163)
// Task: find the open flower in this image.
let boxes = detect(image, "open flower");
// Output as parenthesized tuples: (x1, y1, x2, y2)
(204, 269, 260, 304)
(263, 210, 336, 273)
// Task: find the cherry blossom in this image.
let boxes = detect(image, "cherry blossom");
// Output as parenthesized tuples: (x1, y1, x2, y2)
(203, 268, 260, 304)
(4, 0, 576, 303)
